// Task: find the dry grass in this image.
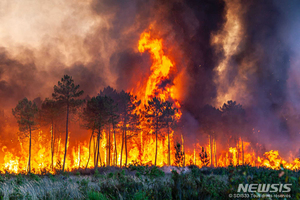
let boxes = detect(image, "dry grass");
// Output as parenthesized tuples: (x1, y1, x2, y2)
(0, 173, 156, 200)
(0, 175, 101, 200)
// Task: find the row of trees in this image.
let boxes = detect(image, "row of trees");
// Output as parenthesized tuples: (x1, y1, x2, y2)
(80, 87, 178, 169)
(12, 75, 178, 173)
(197, 101, 248, 167)
(12, 75, 83, 173)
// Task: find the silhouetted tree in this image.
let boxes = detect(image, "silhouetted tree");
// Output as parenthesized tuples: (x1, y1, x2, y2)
(161, 101, 177, 166)
(12, 98, 38, 173)
(99, 87, 120, 166)
(81, 101, 96, 169)
(198, 105, 222, 167)
(174, 142, 184, 167)
(52, 75, 84, 171)
(221, 100, 246, 165)
(118, 90, 140, 167)
(40, 98, 62, 170)
(82, 95, 110, 169)
(199, 147, 210, 166)
(104, 96, 118, 166)
(144, 97, 167, 166)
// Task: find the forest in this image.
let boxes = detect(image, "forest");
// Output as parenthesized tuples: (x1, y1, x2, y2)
(2, 74, 259, 173)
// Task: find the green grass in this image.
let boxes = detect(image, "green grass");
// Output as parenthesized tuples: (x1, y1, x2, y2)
(0, 165, 299, 200)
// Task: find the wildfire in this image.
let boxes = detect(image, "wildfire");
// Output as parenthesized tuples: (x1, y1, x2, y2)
(0, 28, 299, 174)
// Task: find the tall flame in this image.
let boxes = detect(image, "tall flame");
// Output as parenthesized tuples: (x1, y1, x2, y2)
(138, 31, 174, 103)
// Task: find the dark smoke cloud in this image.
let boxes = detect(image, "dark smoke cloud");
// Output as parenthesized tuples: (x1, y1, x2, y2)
(90, 0, 155, 91)
(225, 0, 297, 155)
(62, 62, 107, 95)
(0, 48, 44, 108)
(110, 49, 151, 91)
(0, 47, 108, 110)
(157, 0, 226, 115)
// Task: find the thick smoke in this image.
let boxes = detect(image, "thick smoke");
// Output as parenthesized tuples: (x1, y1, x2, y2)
(217, 0, 299, 155)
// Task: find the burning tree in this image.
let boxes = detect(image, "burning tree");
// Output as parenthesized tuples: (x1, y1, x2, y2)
(52, 75, 84, 172)
(105, 97, 118, 167)
(174, 142, 184, 167)
(82, 95, 111, 169)
(99, 87, 120, 166)
(221, 100, 246, 165)
(162, 101, 177, 166)
(39, 98, 63, 170)
(198, 105, 221, 167)
(199, 147, 210, 167)
(12, 98, 39, 173)
(118, 90, 141, 167)
(144, 97, 177, 166)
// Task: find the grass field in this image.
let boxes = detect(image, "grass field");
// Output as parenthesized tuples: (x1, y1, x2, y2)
(0, 165, 299, 200)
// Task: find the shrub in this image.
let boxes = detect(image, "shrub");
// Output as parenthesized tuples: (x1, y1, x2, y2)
(149, 166, 165, 179)
(88, 191, 107, 200)
(133, 190, 148, 200)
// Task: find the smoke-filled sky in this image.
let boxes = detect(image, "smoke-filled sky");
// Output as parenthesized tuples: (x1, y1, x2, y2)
(1, 0, 300, 155)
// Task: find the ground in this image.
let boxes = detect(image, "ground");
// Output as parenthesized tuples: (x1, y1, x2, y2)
(0, 165, 299, 200)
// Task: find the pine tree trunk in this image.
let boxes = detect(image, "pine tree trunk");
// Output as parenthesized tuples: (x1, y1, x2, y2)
(120, 129, 124, 167)
(95, 127, 101, 169)
(86, 129, 94, 169)
(113, 123, 117, 166)
(182, 135, 185, 167)
(168, 124, 170, 166)
(51, 120, 54, 170)
(242, 138, 244, 165)
(63, 103, 69, 172)
(108, 124, 111, 166)
(125, 129, 128, 167)
(78, 144, 81, 168)
(28, 125, 32, 173)
(237, 138, 239, 166)
(155, 128, 158, 166)
(210, 135, 213, 167)
(94, 136, 97, 166)
(214, 138, 217, 167)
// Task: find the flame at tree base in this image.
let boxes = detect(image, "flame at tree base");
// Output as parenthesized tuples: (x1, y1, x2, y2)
(1, 130, 299, 174)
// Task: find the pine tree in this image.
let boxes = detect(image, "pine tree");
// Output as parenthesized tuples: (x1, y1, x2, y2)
(52, 75, 84, 171)
(162, 101, 177, 166)
(118, 91, 140, 167)
(40, 98, 62, 170)
(144, 97, 165, 166)
(82, 95, 110, 169)
(99, 87, 120, 166)
(174, 142, 184, 167)
(12, 98, 38, 173)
